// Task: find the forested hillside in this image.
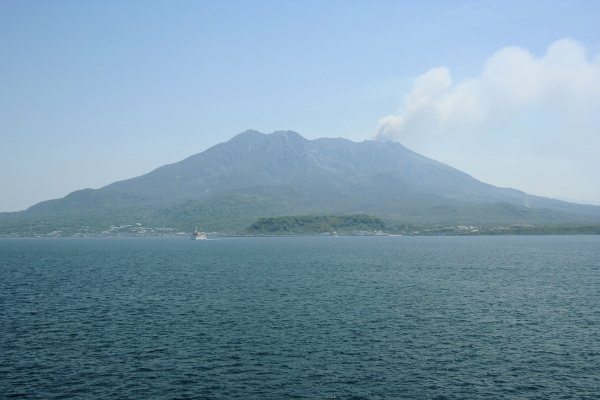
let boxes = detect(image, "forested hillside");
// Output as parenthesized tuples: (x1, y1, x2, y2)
(242, 214, 386, 235)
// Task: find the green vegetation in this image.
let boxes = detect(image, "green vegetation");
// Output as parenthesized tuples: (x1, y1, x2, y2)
(1, 206, 598, 237)
(393, 224, 600, 236)
(242, 214, 386, 235)
(466, 225, 600, 236)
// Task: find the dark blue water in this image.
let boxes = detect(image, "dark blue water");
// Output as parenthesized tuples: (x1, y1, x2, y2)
(1, 236, 599, 399)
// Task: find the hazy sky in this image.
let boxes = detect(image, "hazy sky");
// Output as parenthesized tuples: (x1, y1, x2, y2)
(2, 0, 600, 212)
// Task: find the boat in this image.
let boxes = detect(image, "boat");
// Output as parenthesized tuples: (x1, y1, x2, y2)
(191, 227, 207, 240)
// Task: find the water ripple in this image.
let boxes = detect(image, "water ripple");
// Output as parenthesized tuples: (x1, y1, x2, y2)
(1, 236, 599, 399)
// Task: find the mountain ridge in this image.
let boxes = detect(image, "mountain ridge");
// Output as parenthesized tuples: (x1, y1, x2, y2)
(4, 129, 600, 233)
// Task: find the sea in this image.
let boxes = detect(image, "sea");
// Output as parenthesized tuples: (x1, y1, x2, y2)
(1, 235, 599, 400)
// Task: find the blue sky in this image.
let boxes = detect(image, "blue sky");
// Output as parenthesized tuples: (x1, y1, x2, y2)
(1, 0, 600, 212)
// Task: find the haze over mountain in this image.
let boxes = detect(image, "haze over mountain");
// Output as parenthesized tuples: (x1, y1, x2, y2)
(3, 130, 600, 234)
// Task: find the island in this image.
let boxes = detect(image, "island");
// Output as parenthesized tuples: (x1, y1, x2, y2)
(241, 214, 386, 236)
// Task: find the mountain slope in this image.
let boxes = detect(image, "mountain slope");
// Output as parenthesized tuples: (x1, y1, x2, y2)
(26, 130, 600, 214)
(6, 129, 600, 233)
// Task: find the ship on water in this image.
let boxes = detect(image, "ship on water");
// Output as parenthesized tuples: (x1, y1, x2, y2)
(192, 227, 207, 240)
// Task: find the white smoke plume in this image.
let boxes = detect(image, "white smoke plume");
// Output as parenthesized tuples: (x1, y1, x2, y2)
(372, 38, 600, 144)
(371, 38, 600, 203)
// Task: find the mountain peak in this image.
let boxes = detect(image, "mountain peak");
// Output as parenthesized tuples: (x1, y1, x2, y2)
(271, 130, 303, 138)
(229, 129, 265, 141)
(229, 129, 306, 142)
